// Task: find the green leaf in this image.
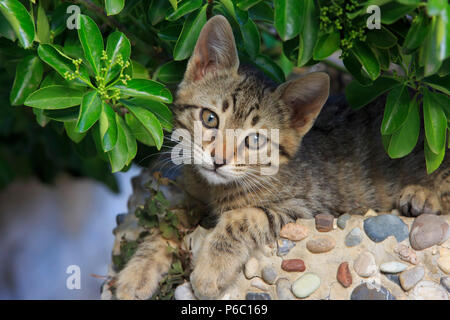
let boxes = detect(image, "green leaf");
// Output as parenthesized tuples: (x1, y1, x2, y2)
(108, 114, 128, 172)
(423, 74, 450, 95)
(0, 12, 16, 41)
(43, 107, 79, 122)
(105, 31, 131, 84)
(351, 41, 380, 80)
(114, 79, 172, 103)
(65, 121, 87, 143)
(422, 88, 448, 154)
(240, 17, 260, 58)
(173, 5, 207, 61)
(0, 0, 35, 48)
(105, 0, 125, 16)
(345, 77, 400, 110)
(313, 32, 340, 60)
(372, 47, 390, 70)
(123, 104, 164, 149)
(274, 0, 301, 41)
(403, 11, 430, 54)
(37, 44, 91, 86)
(388, 96, 420, 158)
(248, 1, 273, 23)
(36, 4, 50, 44)
(117, 115, 137, 166)
(10, 55, 43, 106)
(123, 98, 173, 131)
(169, 0, 177, 10)
(242, 54, 285, 83)
(381, 84, 410, 135)
(425, 134, 446, 173)
(380, 2, 417, 24)
(131, 60, 149, 79)
(432, 91, 450, 120)
(154, 60, 186, 83)
(125, 112, 156, 146)
(367, 27, 397, 49)
(297, 0, 319, 67)
(78, 15, 104, 76)
(77, 91, 102, 133)
(148, 0, 171, 25)
(423, 14, 447, 76)
(237, 0, 262, 11)
(24, 86, 83, 109)
(427, 0, 447, 16)
(99, 102, 118, 152)
(166, 0, 202, 21)
(343, 50, 374, 86)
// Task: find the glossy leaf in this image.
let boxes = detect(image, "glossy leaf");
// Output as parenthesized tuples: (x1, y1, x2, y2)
(154, 60, 187, 83)
(422, 88, 448, 154)
(237, 0, 262, 11)
(36, 4, 50, 44)
(380, 3, 417, 24)
(423, 74, 450, 95)
(123, 104, 163, 149)
(346, 77, 400, 110)
(105, 0, 125, 16)
(166, 0, 202, 21)
(425, 134, 446, 173)
(108, 114, 128, 172)
(297, 0, 319, 67)
(351, 42, 380, 80)
(123, 98, 173, 131)
(99, 102, 118, 152)
(131, 60, 149, 79)
(10, 55, 43, 106)
(117, 115, 137, 166)
(240, 17, 260, 58)
(423, 14, 447, 76)
(24, 86, 83, 109)
(381, 84, 410, 135)
(65, 121, 87, 143)
(114, 79, 172, 103)
(78, 15, 104, 76)
(388, 97, 420, 158)
(77, 91, 102, 133)
(367, 27, 397, 49)
(173, 5, 207, 61)
(274, 0, 301, 41)
(125, 112, 156, 146)
(403, 11, 430, 54)
(248, 1, 273, 23)
(148, 0, 171, 25)
(313, 32, 340, 60)
(0, 0, 35, 48)
(105, 31, 131, 84)
(43, 107, 79, 122)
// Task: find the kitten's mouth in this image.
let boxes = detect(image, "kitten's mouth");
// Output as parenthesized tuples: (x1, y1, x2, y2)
(197, 166, 230, 185)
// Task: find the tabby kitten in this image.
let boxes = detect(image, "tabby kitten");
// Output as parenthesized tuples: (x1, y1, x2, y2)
(115, 16, 449, 300)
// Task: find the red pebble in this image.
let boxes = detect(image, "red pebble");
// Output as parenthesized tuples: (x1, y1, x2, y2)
(337, 262, 352, 288)
(281, 259, 306, 272)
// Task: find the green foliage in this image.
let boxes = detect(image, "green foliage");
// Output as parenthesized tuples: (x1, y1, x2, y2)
(0, 0, 449, 192)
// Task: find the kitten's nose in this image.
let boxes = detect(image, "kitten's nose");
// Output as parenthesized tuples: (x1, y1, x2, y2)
(210, 149, 225, 169)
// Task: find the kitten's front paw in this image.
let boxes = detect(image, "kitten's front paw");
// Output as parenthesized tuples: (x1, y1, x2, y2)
(190, 251, 240, 299)
(115, 260, 160, 300)
(398, 185, 442, 217)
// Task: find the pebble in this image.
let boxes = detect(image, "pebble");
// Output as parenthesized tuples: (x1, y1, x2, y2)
(353, 252, 377, 277)
(394, 244, 418, 265)
(251, 278, 270, 291)
(399, 266, 425, 291)
(337, 213, 351, 229)
(437, 254, 450, 274)
(277, 239, 296, 256)
(261, 266, 277, 285)
(279, 222, 308, 241)
(246, 292, 271, 300)
(174, 282, 196, 300)
(306, 236, 336, 253)
(337, 262, 352, 288)
(409, 214, 450, 250)
(384, 274, 401, 287)
(314, 213, 334, 232)
(276, 278, 295, 300)
(410, 280, 448, 300)
(440, 277, 450, 293)
(281, 259, 306, 272)
(363, 214, 409, 242)
(345, 227, 363, 247)
(292, 273, 321, 298)
(350, 283, 395, 300)
(244, 258, 259, 279)
(115, 213, 126, 226)
(380, 261, 408, 274)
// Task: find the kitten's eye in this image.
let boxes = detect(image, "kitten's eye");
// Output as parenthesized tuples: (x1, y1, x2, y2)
(200, 108, 219, 129)
(245, 133, 267, 150)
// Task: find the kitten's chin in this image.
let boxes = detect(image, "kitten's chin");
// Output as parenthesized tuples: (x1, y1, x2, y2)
(197, 167, 231, 185)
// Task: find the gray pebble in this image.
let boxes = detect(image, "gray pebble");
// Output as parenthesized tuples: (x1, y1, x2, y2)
(441, 277, 450, 293)
(261, 266, 277, 285)
(277, 239, 296, 256)
(351, 283, 396, 300)
(337, 213, 351, 229)
(363, 214, 409, 243)
(345, 227, 363, 247)
(174, 282, 196, 300)
(399, 266, 425, 291)
(115, 213, 127, 226)
(384, 274, 401, 287)
(246, 292, 271, 300)
(276, 278, 295, 300)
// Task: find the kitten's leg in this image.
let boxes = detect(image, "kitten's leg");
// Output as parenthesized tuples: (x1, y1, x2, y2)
(115, 232, 177, 300)
(397, 185, 442, 217)
(190, 207, 276, 299)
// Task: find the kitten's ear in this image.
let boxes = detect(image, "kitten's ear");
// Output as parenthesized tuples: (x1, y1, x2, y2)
(277, 72, 330, 135)
(184, 15, 239, 82)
